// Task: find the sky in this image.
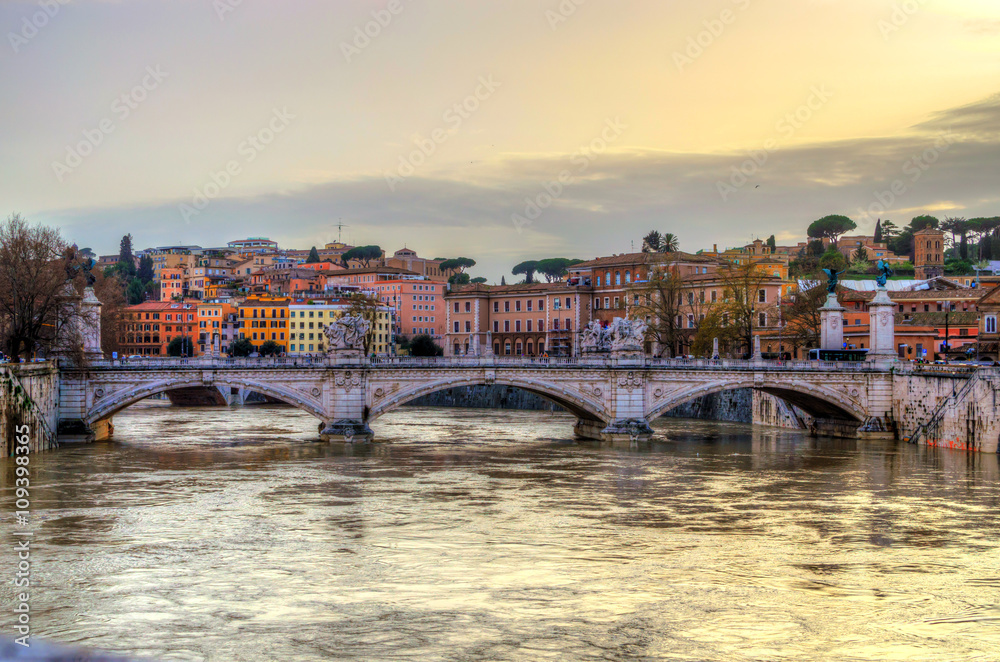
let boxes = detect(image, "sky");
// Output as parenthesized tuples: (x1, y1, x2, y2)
(2, 0, 1000, 282)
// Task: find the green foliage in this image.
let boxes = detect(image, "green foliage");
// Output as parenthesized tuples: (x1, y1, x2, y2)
(125, 278, 146, 305)
(306, 246, 321, 263)
(470, 276, 487, 284)
(880, 219, 900, 238)
(806, 240, 825, 256)
(166, 336, 193, 357)
(230, 337, 254, 357)
(259, 340, 281, 357)
(851, 245, 869, 263)
(117, 234, 136, 277)
(137, 255, 154, 283)
(766, 235, 776, 250)
(409, 334, 443, 357)
(536, 257, 582, 282)
(440, 257, 477, 273)
(641, 231, 662, 253)
(807, 215, 857, 241)
(341, 245, 382, 267)
(873, 219, 883, 243)
(512, 260, 539, 283)
(448, 272, 471, 285)
(944, 258, 974, 275)
(909, 215, 939, 231)
(892, 261, 915, 274)
(818, 248, 847, 272)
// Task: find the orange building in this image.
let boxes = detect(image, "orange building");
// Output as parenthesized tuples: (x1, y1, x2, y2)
(160, 267, 185, 301)
(119, 301, 198, 356)
(196, 302, 238, 355)
(237, 296, 290, 353)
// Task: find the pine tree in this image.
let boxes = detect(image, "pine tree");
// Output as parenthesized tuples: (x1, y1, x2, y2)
(306, 246, 321, 263)
(117, 234, 136, 278)
(873, 218, 883, 243)
(501, 276, 506, 285)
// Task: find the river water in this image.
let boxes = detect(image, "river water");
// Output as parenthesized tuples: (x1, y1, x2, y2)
(2, 401, 999, 661)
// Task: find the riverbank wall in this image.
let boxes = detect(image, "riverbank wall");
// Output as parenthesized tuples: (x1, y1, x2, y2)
(1, 362, 59, 455)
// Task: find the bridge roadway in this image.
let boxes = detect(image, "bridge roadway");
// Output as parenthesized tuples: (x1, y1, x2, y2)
(55, 355, 898, 443)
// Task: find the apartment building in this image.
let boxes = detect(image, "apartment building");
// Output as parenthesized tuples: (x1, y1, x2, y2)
(444, 282, 594, 357)
(237, 296, 290, 353)
(119, 301, 198, 356)
(287, 301, 394, 356)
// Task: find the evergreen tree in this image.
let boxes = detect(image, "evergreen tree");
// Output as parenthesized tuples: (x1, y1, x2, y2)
(126, 278, 146, 305)
(306, 246, 321, 263)
(873, 218, 883, 243)
(117, 234, 136, 277)
(766, 235, 776, 251)
(137, 255, 154, 283)
(501, 276, 506, 285)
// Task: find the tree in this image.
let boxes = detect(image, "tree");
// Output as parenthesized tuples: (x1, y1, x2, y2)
(630, 264, 685, 357)
(807, 215, 857, 242)
(781, 282, 826, 355)
(909, 215, 939, 232)
(0, 215, 69, 359)
(166, 336, 194, 357)
(306, 246, 321, 263)
(470, 276, 487, 284)
(805, 240, 825, 256)
(125, 278, 146, 305)
(641, 231, 662, 253)
(439, 257, 477, 276)
(341, 245, 382, 268)
(660, 233, 680, 252)
(137, 254, 154, 283)
(409, 334, 443, 356)
(536, 257, 582, 282)
(448, 272, 471, 285)
(819, 247, 848, 272)
(851, 245, 869, 263)
(766, 235, 776, 251)
(117, 234, 136, 278)
(512, 260, 539, 283)
(713, 262, 776, 356)
(230, 337, 254, 357)
(873, 219, 883, 243)
(259, 340, 281, 357)
(691, 309, 737, 358)
(500, 276, 506, 286)
(880, 219, 900, 239)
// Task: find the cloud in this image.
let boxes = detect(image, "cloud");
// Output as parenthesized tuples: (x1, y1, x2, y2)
(33, 91, 1000, 282)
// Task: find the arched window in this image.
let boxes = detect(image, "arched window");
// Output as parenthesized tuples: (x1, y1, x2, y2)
(625, 270, 631, 283)
(595, 275, 601, 287)
(615, 271, 621, 285)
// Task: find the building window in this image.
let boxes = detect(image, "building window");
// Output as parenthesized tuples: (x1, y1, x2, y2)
(538, 299, 544, 311)
(493, 301, 499, 313)
(465, 321, 471, 332)
(986, 315, 997, 334)
(625, 270, 631, 283)
(758, 312, 766, 327)
(465, 302, 471, 312)
(527, 320, 532, 332)
(504, 320, 510, 332)
(758, 289, 766, 303)
(504, 301, 510, 312)
(515, 300, 521, 312)
(615, 271, 621, 285)
(454, 321, 460, 332)
(494, 321, 499, 333)
(454, 302, 460, 313)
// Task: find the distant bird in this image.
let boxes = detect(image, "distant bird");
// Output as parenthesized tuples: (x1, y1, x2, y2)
(755, 185, 760, 188)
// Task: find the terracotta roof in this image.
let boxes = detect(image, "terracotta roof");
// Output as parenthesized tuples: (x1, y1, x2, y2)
(840, 288, 981, 302)
(571, 251, 718, 269)
(448, 282, 589, 296)
(328, 266, 420, 277)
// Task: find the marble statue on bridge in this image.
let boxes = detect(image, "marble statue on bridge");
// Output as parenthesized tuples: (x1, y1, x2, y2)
(581, 318, 648, 354)
(324, 316, 370, 352)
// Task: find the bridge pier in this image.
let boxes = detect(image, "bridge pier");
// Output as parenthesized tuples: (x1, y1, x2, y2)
(319, 419, 374, 443)
(574, 418, 653, 442)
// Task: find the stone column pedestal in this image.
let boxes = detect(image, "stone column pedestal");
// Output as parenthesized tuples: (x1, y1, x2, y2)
(80, 287, 104, 360)
(866, 287, 898, 363)
(820, 292, 846, 351)
(320, 420, 374, 443)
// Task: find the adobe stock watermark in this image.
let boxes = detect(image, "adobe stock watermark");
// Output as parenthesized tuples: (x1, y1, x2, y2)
(11, 423, 33, 648)
(384, 75, 501, 192)
(717, 84, 833, 200)
(213, 0, 245, 21)
(546, 0, 587, 30)
(878, 0, 929, 40)
(179, 107, 296, 223)
(340, 0, 410, 63)
(511, 117, 627, 233)
(7, 0, 70, 53)
(856, 130, 959, 223)
(672, 0, 751, 72)
(52, 66, 169, 183)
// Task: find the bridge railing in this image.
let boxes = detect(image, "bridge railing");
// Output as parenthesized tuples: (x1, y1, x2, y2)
(79, 355, 895, 371)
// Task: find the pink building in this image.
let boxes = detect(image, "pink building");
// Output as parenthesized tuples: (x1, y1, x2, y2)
(368, 278, 445, 342)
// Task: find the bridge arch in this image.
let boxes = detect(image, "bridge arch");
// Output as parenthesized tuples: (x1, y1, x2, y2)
(87, 376, 326, 425)
(645, 377, 867, 423)
(368, 375, 610, 425)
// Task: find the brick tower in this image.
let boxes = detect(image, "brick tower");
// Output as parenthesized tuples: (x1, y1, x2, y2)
(914, 227, 945, 280)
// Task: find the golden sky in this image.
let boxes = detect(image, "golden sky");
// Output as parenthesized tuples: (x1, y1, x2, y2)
(2, 0, 999, 278)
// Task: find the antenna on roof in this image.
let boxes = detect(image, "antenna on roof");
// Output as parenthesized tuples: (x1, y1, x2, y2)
(335, 219, 349, 243)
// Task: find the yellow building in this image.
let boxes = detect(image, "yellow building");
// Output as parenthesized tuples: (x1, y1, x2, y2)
(238, 296, 290, 352)
(288, 302, 394, 355)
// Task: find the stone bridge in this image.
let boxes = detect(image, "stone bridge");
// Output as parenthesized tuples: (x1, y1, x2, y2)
(54, 355, 899, 444)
